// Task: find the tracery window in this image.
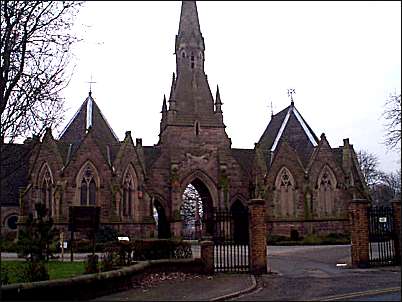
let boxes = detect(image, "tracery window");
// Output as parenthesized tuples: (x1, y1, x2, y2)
(275, 167, 295, 217)
(80, 164, 96, 206)
(122, 171, 134, 217)
(317, 165, 336, 216)
(39, 164, 53, 216)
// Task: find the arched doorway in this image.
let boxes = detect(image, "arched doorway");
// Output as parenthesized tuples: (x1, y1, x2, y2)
(181, 184, 203, 240)
(153, 199, 171, 239)
(231, 200, 249, 244)
(181, 178, 214, 239)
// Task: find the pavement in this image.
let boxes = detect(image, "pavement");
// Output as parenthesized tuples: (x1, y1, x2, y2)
(94, 273, 255, 301)
(93, 245, 401, 301)
(234, 245, 401, 301)
(2, 245, 400, 301)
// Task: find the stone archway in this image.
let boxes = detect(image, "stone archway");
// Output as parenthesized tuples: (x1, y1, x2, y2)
(180, 173, 216, 239)
(153, 199, 171, 239)
(231, 199, 249, 244)
(181, 183, 203, 240)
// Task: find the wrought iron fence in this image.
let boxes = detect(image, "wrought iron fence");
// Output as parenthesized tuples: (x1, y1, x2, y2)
(368, 206, 398, 266)
(212, 208, 250, 273)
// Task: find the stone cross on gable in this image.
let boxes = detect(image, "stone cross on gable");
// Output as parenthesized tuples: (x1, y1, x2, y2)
(287, 88, 296, 105)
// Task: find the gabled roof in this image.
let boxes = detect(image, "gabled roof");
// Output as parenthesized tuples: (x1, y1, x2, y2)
(56, 92, 120, 166)
(258, 104, 319, 166)
(231, 148, 255, 177)
(58, 92, 119, 145)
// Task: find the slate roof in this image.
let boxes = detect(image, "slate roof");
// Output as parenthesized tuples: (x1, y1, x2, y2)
(143, 146, 161, 172)
(258, 104, 319, 167)
(0, 144, 31, 205)
(231, 148, 255, 177)
(57, 92, 120, 166)
(59, 93, 118, 145)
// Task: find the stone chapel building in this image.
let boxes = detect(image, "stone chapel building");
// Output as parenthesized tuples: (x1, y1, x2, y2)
(1, 1, 369, 239)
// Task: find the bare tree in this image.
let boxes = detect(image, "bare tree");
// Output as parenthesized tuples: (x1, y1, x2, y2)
(383, 92, 401, 151)
(1, 1, 83, 144)
(370, 170, 401, 206)
(356, 150, 381, 188)
(379, 169, 401, 199)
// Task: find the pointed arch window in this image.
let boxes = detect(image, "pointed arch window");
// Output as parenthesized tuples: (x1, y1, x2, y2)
(122, 169, 135, 217)
(40, 167, 53, 216)
(317, 166, 336, 216)
(80, 165, 97, 206)
(275, 167, 296, 217)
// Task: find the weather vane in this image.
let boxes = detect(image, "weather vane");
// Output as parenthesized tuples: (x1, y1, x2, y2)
(287, 88, 295, 105)
(87, 74, 97, 94)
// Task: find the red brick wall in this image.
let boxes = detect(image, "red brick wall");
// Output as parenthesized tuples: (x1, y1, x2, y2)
(349, 199, 369, 268)
(249, 199, 267, 274)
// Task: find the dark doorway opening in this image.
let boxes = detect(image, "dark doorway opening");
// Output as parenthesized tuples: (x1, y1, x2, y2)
(153, 200, 171, 239)
(231, 200, 249, 244)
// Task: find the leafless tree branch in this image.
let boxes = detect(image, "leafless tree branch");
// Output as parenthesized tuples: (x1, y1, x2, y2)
(1, 1, 83, 145)
(382, 92, 401, 151)
(356, 150, 381, 188)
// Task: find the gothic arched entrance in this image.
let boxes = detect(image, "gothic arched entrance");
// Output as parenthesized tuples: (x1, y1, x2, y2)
(231, 200, 249, 244)
(181, 183, 203, 240)
(153, 199, 171, 239)
(181, 177, 214, 239)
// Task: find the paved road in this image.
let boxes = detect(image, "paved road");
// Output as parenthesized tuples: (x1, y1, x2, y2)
(233, 245, 401, 301)
(347, 291, 400, 301)
(3, 245, 400, 301)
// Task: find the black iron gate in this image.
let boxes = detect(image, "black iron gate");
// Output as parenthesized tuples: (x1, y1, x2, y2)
(212, 208, 250, 273)
(368, 206, 398, 266)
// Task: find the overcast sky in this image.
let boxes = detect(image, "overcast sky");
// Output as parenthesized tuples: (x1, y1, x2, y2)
(60, 1, 401, 173)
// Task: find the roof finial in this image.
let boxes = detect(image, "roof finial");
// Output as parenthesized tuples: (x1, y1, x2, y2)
(287, 88, 295, 106)
(215, 84, 222, 113)
(270, 100, 274, 118)
(87, 74, 96, 96)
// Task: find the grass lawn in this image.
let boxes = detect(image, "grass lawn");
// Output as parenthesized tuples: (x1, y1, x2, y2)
(1, 261, 85, 284)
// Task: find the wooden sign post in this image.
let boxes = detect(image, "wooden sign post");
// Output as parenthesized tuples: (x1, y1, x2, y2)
(68, 206, 100, 261)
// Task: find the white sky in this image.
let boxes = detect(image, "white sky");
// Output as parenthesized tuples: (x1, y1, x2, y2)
(61, 1, 401, 173)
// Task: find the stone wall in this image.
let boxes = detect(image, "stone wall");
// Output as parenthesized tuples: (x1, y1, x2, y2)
(1, 259, 206, 301)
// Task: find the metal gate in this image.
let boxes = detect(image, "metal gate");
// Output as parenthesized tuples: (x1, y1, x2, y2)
(368, 206, 398, 266)
(212, 208, 250, 273)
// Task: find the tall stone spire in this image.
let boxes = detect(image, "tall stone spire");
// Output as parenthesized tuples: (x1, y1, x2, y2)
(169, 1, 222, 128)
(175, 1, 204, 55)
(158, 1, 230, 147)
(175, 1, 205, 78)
